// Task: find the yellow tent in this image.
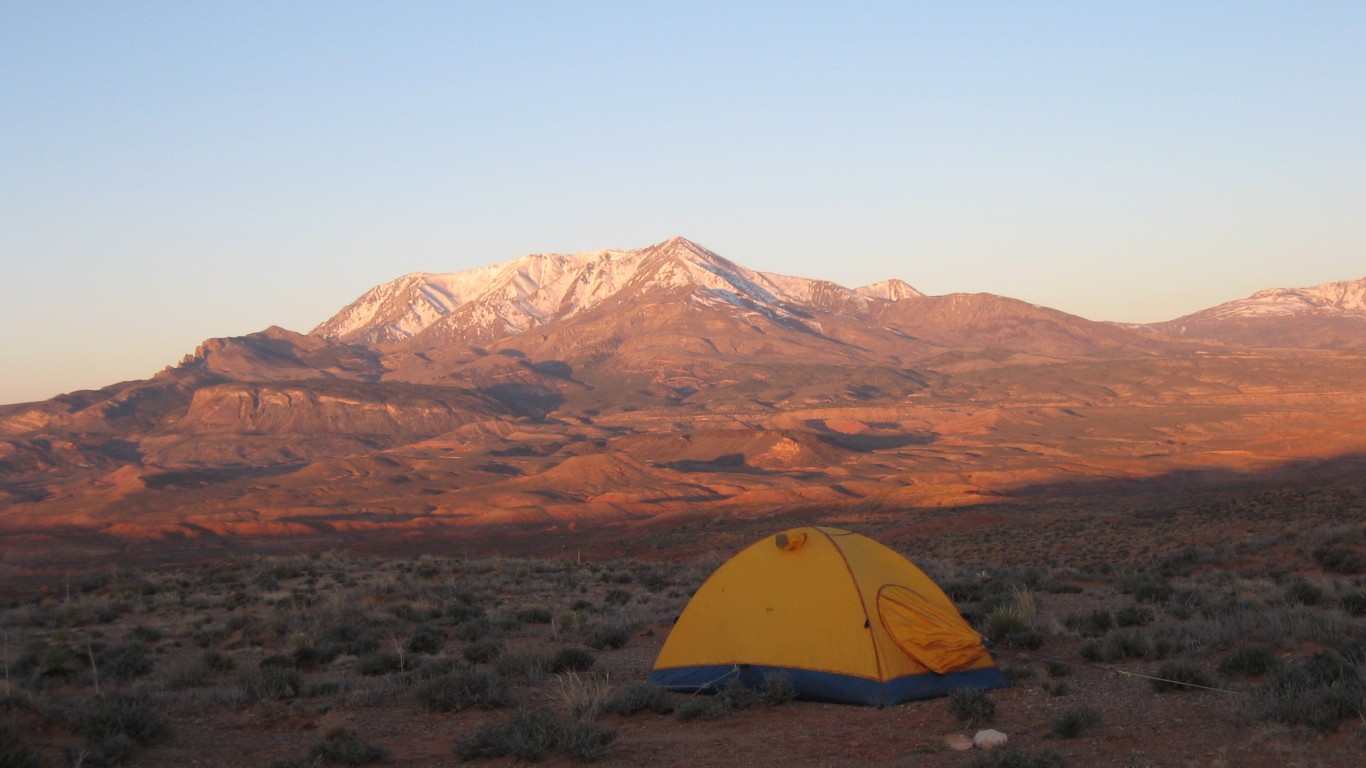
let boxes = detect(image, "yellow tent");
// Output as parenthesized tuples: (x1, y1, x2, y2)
(649, 526, 1006, 705)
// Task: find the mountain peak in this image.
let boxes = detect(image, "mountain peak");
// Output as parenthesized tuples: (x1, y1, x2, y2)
(857, 279, 924, 301)
(312, 239, 940, 347)
(1143, 275, 1366, 349)
(1192, 275, 1366, 321)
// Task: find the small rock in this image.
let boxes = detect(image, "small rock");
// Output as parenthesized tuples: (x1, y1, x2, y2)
(944, 733, 973, 751)
(973, 729, 1008, 750)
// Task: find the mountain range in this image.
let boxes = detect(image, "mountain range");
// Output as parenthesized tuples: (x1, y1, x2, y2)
(2, 237, 1365, 567)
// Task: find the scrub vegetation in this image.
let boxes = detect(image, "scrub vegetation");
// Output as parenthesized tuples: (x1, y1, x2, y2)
(0, 512, 1361, 766)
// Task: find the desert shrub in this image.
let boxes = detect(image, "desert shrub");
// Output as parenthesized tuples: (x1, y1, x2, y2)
(14, 638, 77, 679)
(165, 658, 213, 690)
(495, 648, 554, 678)
(557, 719, 617, 761)
(969, 747, 1065, 768)
(1050, 705, 1101, 738)
(1158, 546, 1211, 577)
(404, 650, 464, 680)
(406, 624, 445, 655)
(357, 651, 406, 676)
(0, 721, 40, 768)
(392, 603, 440, 623)
(550, 646, 596, 673)
(72, 692, 172, 766)
(304, 679, 349, 698)
(1256, 650, 1365, 733)
(202, 649, 236, 672)
(462, 638, 503, 665)
(127, 625, 164, 643)
(415, 670, 510, 712)
(445, 603, 487, 624)
(292, 637, 340, 668)
(634, 565, 673, 593)
(1115, 605, 1154, 627)
(1151, 661, 1216, 692)
(943, 579, 984, 603)
(717, 678, 763, 711)
(1002, 628, 1043, 650)
(67, 733, 139, 767)
(1218, 645, 1281, 678)
(1163, 590, 1203, 620)
(239, 666, 302, 701)
(1065, 610, 1113, 638)
(260, 654, 295, 669)
(1045, 661, 1071, 679)
(1314, 545, 1365, 574)
(946, 688, 995, 727)
(674, 696, 728, 720)
(604, 682, 674, 715)
(494, 613, 526, 632)
(583, 621, 633, 650)
(1123, 577, 1174, 604)
(603, 588, 632, 607)
(515, 606, 553, 624)
(1286, 579, 1325, 606)
(761, 671, 797, 705)
(193, 626, 229, 648)
(456, 618, 495, 643)
(453, 708, 615, 762)
(322, 623, 382, 656)
(1341, 589, 1366, 617)
(1103, 630, 1151, 661)
(93, 640, 155, 682)
(309, 726, 390, 765)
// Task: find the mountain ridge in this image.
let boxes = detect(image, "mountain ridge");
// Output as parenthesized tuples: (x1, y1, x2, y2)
(4, 237, 1366, 559)
(1144, 275, 1366, 348)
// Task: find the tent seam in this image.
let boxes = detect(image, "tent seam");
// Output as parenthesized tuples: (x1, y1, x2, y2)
(816, 527, 885, 683)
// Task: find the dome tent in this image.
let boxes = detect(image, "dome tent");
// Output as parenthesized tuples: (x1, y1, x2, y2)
(649, 526, 1007, 706)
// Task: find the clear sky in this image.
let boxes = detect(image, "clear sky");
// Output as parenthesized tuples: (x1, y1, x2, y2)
(3, 2, 1364, 405)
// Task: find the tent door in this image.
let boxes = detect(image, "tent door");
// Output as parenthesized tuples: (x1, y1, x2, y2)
(876, 584, 987, 674)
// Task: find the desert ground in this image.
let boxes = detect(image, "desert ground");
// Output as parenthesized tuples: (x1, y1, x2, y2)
(2, 466, 1362, 768)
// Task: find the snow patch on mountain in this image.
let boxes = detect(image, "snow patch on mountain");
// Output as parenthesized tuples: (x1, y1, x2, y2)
(1196, 277, 1366, 320)
(314, 237, 929, 345)
(857, 279, 925, 302)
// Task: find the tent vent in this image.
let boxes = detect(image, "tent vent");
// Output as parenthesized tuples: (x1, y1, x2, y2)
(775, 532, 807, 550)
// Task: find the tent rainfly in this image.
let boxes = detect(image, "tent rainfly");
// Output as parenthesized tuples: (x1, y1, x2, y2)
(649, 526, 1008, 706)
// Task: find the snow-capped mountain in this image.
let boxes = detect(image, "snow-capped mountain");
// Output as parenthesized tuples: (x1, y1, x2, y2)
(1197, 278, 1366, 320)
(1145, 276, 1366, 349)
(314, 237, 917, 345)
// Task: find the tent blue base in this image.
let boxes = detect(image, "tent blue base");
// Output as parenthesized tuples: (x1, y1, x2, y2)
(648, 664, 1008, 707)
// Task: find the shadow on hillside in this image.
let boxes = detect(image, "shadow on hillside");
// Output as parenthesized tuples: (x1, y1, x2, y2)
(815, 432, 934, 451)
(142, 463, 304, 490)
(665, 454, 771, 475)
(482, 382, 565, 420)
(3, 451, 1365, 592)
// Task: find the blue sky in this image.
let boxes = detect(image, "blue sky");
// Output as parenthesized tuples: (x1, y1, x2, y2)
(3, 2, 1364, 404)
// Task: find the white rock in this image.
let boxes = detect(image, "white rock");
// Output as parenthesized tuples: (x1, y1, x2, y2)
(973, 729, 1008, 750)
